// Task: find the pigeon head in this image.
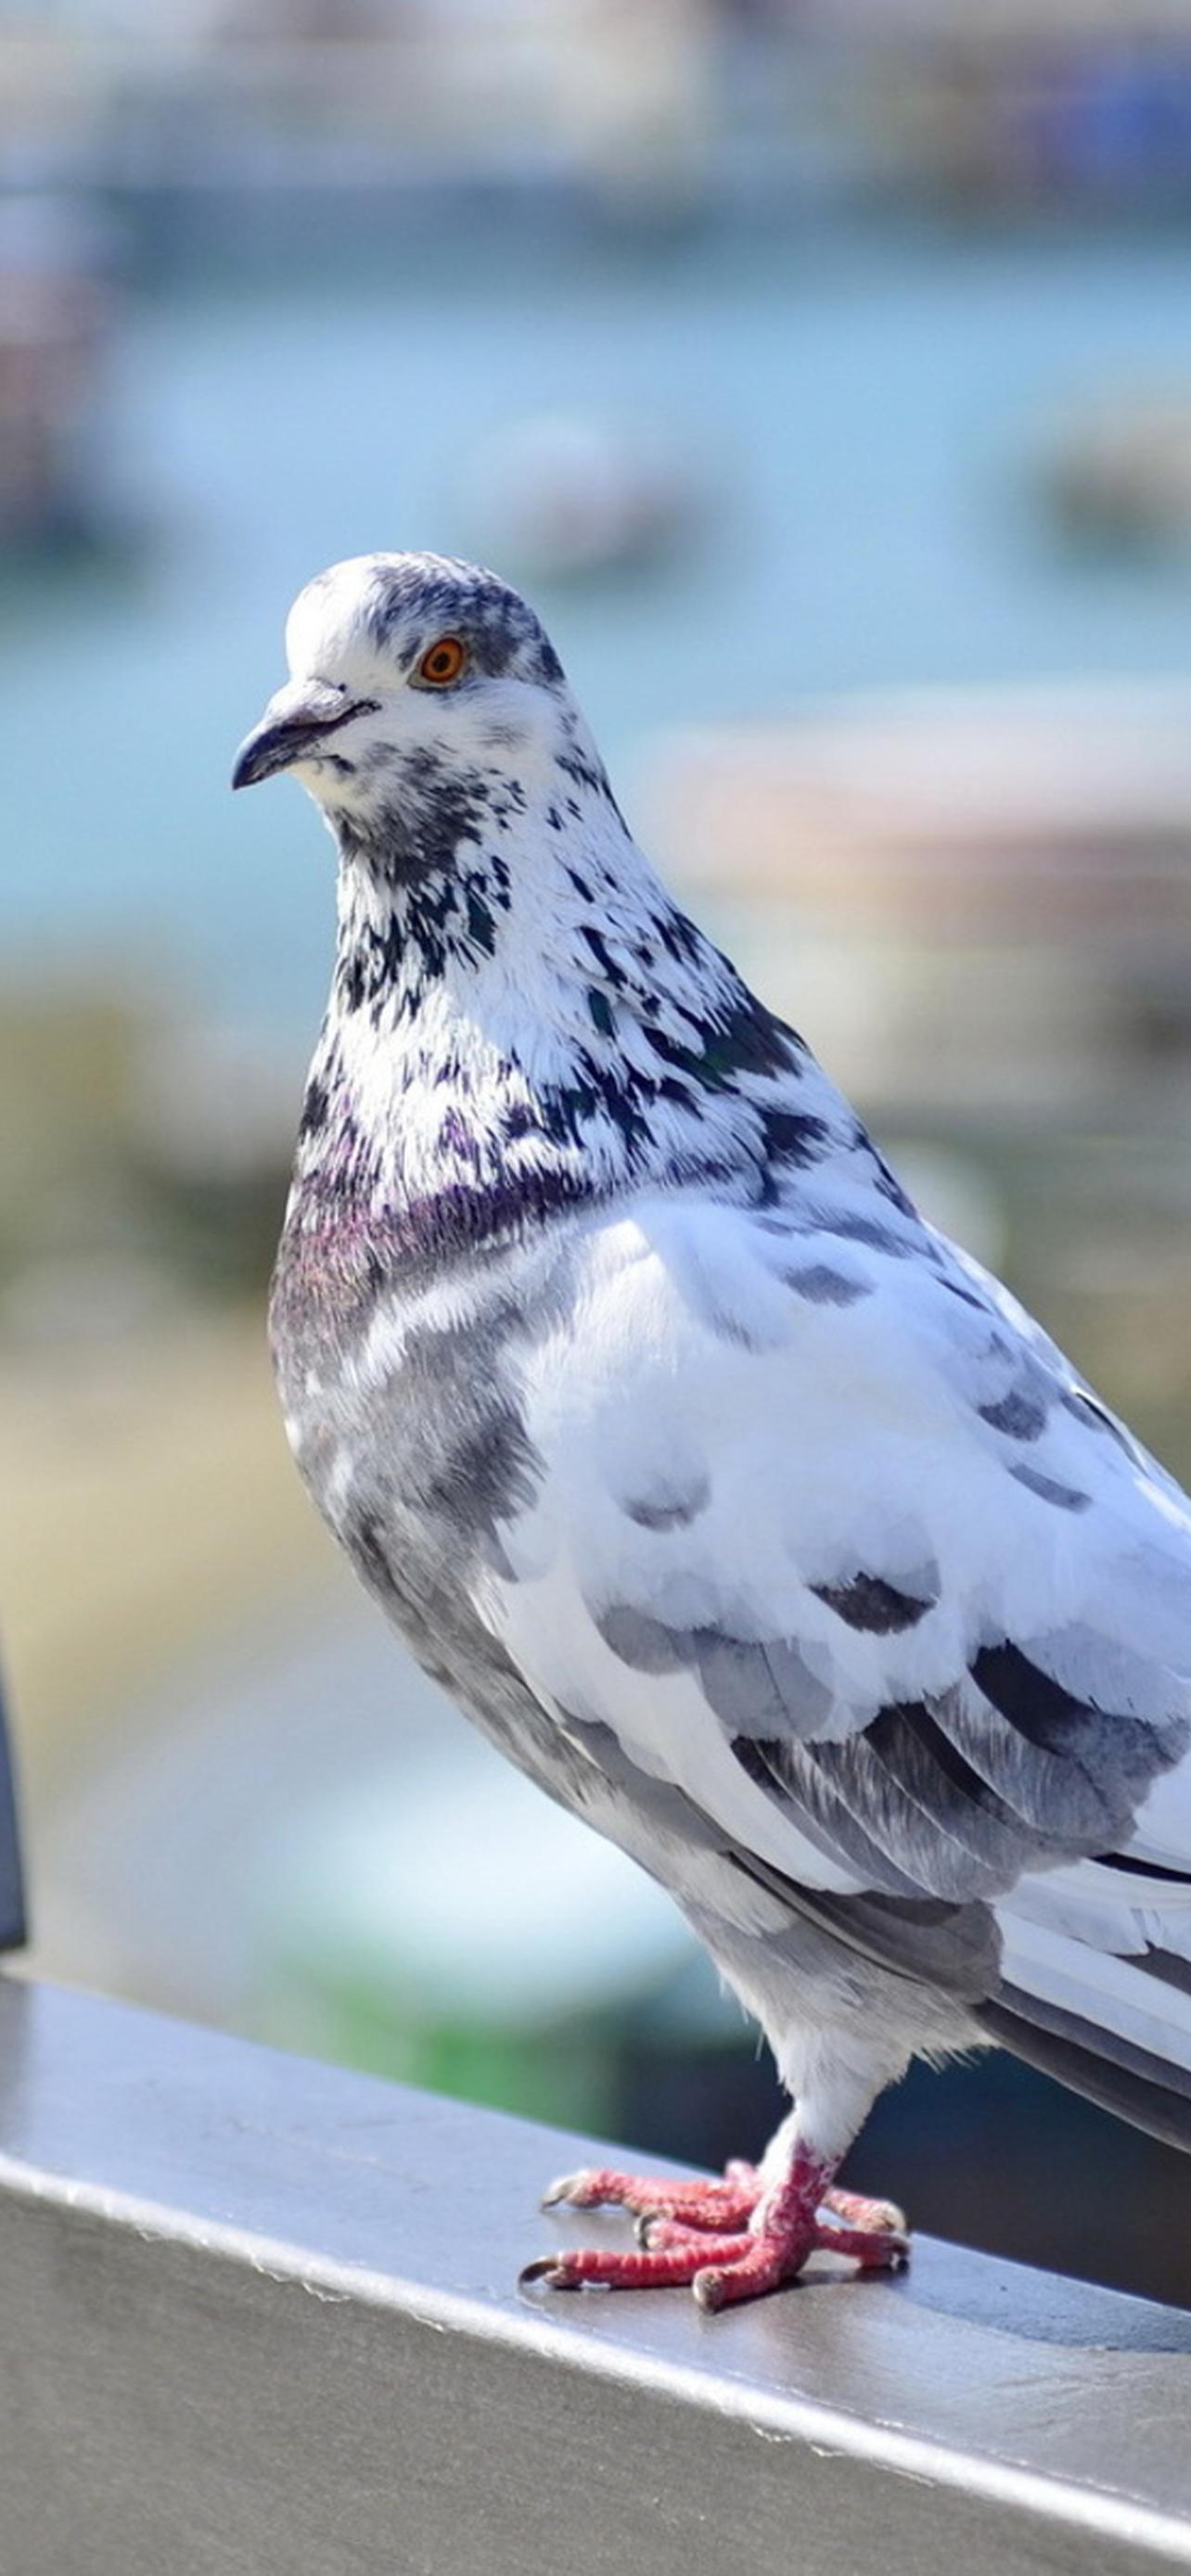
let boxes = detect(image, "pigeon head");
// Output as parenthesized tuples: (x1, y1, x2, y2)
(232, 551, 581, 861)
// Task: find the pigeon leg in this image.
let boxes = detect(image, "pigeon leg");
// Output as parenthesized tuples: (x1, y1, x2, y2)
(523, 2144, 908, 2305)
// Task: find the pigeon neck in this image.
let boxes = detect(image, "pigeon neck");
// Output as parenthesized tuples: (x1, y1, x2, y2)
(288, 760, 827, 1263)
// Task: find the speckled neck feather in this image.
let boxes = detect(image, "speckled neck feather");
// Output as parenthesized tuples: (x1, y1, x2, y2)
(287, 736, 862, 1270)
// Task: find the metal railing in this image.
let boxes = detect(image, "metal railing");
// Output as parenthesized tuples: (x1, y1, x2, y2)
(2, 1975, 1191, 2573)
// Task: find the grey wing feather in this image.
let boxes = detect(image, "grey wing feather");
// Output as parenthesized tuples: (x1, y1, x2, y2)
(483, 1192, 1191, 2114)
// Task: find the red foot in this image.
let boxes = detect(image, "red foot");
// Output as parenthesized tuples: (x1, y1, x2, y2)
(524, 2154, 909, 2309)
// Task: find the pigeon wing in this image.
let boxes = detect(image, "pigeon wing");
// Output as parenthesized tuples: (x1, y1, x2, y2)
(478, 1189, 1191, 2130)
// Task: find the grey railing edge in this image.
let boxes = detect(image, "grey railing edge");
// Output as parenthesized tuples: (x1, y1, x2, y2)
(3, 1974, 1191, 2576)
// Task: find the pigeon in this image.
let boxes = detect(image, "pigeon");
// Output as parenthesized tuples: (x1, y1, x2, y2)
(234, 551, 1191, 2308)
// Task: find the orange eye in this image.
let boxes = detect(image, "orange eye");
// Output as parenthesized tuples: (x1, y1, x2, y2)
(417, 635, 468, 688)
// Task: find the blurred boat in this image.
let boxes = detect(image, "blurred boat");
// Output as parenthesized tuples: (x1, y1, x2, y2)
(646, 678, 1191, 1126)
(1040, 391, 1191, 551)
(462, 408, 697, 582)
(0, 195, 116, 551)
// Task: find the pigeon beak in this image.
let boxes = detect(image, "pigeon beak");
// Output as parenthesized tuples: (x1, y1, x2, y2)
(231, 680, 375, 790)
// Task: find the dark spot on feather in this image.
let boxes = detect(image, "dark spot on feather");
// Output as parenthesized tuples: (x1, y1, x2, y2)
(464, 886, 496, 955)
(970, 1642, 1086, 1752)
(642, 988, 802, 1098)
(812, 1572, 936, 1634)
(580, 923, 626, 989)
(783, 1263, 872, 1307)
(622, 1475, 711, 1533)
(979, 1387, 1048, 1442)
(941, 1278, 990, 1312)
(819, 1213, 917, 1259)
(711, 1316, 766, 1353)
(300, 1077, 328, 1138)
(1009, 1462, 1091, 1512)
(587, 988, 616, 1039)
(761, 1109, 830, 1168)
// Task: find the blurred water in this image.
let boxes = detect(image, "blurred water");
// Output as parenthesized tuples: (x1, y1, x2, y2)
(3, 215, 1191, 1037)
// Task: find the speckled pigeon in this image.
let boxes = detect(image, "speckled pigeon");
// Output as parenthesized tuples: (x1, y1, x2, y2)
(233, 553, 1191, 2307)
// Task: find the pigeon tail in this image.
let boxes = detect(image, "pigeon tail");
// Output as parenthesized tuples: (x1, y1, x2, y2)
(980, 1987, 1191, 2154)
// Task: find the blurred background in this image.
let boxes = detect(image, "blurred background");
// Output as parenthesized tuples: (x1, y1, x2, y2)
(4, 0, 1191, 2307)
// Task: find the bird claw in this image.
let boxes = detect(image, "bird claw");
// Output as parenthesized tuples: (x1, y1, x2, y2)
(540, 2171, 589, 2211)
(519, 2254, 576, 2290)
(822, 2185, 908, 2238)
(529, 2160, 911, 2306)
(540, 2162, 760, 2229)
